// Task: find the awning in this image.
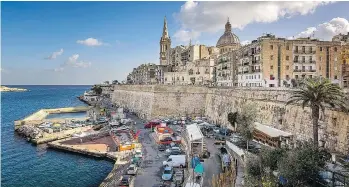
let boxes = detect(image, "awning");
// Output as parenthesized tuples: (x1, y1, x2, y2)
(186, 124, 204, 142)
(254, 122, 292, 138)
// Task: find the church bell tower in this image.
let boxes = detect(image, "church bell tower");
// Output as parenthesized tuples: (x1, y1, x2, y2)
(159, 16, 171, 65)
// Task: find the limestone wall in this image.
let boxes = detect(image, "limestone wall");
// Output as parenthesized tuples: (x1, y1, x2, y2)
(112, 85, 349, 154)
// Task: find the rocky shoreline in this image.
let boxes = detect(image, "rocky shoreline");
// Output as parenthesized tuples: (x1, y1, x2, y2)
(0, 86, 28, 92)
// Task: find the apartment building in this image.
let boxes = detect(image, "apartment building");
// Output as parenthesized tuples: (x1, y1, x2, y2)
(237, 34, 343, 87)
(215, 51, 237, 87)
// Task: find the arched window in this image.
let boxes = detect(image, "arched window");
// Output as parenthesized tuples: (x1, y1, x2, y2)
(182, 77, 184, 81)
(189, 69, 194, 75)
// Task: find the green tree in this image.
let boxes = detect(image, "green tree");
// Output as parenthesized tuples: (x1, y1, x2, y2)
(236, 103, 257, 151)
(277, 141, 328, 186)
(260, 147, 286, 172)
(92, 85, 102, 95)
(227, 112, 238, 131)
(287, 77, 347, 147)
(245, 155, 262, 187)
(112, 80, 119, 84)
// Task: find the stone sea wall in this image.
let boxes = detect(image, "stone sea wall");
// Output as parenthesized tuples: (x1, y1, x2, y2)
(112, 85, 349, 154)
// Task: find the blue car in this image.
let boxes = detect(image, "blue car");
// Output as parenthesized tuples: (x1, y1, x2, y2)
(162, 166, 173, 181)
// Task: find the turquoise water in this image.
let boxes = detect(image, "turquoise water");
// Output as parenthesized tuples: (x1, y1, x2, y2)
(46, 112, 87, 119)
(1, 85, 114, 187)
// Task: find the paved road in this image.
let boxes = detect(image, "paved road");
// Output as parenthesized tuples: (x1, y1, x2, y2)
(127, 115, 222, 187)
(202, 138, 222, 187)
(128, 115, 168, 187)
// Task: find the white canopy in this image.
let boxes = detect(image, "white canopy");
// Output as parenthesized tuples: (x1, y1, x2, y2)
(186, 123, 204, 142)
(254, 122, 292, 138)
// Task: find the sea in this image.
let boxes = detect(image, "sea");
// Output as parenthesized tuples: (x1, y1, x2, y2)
(1, 85, 114, 187)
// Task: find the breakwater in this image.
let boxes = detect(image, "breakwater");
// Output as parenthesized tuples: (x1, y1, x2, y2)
(112, 85, 349, 154)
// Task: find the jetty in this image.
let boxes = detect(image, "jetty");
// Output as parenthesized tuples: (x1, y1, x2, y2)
(14, 106, 92, 129)
(0, 86, 27, 92)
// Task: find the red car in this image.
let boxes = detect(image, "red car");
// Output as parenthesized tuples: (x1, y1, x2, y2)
(144, 121, 160, 128)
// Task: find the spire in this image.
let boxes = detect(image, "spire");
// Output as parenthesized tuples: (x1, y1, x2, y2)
(162, 16, 169, 38)
(225, 18, 232, 33)
(189, 39, 192, 47)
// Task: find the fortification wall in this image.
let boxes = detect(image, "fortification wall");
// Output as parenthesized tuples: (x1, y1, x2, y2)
(112, 85, 349, 153)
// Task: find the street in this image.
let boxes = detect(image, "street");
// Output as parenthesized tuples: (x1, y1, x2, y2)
(127, 114, 222, 187)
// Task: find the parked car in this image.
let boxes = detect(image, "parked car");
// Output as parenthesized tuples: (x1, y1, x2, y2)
(135, 149, 143, 158)
(162, 166, 174, 181)
(126, 164, 138, 175)
(213, 127, 220, 133)
(119, 175, 131, 186)
(174, 170, 184, 185)
(144, 121, 160, 128)
(165, 147, 181, 154)
(161, 137, 173, 142)
(158, 144, 167, 151)
(163, 155, 186, 168)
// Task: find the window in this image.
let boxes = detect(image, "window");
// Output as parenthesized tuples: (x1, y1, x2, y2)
(270, 55, 274, 60)
(295, 75, 299, 79)
(295, 66, 298, 70)
(319, 66, 322, 71)
(302, 46, 305, 52)
(177, 77, 179, 81)
(270, 45, 273, 50)
(165, 78, 167, 81)
(334, 75, 338, 79)
(286, 56, 289, 60)
(334, 47, 337, 52)
(189, 69, 193, 75)
(286, 65, 289, 70)
(295, 46, 299, 52)
(320, 56, 322, 61)
(286, 75, 290, 79)
(309, 75, 313, 79)
(320, 47, 323, 51)
(286, 45, 290, 50)
(309, 66, 312, 70)
(270, 65, 274, 70)
(182, 77, 184, 81)
(302, 56, 305, 62)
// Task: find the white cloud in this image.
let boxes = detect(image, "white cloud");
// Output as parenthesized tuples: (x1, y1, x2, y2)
(173, 29, 200, 43)
(241, 40, 251, 46)
(45, 48, 63, 59)
(174, 1, 330, 42)
(77, 38, 104, 46)
(54, 54, 91, 72)
(292, 17, 349, 41)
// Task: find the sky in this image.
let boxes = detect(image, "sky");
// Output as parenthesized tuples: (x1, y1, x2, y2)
(1, 1, 349, 85)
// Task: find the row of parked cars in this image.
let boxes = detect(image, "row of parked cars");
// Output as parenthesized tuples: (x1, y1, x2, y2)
(118, 149, 143, 187)
(158, 143, 186, 186)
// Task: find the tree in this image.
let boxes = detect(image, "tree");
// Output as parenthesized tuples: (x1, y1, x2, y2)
(277, 141, 329, 186)
(245, 155, 262, 186)
(287, 77, 347, 147)
(236, 103, 257, 151)
(227, 112, 238, 131)
(112, 80, 119, 84)
(92, 85, 102, 95)
(260, 147, 286, 172)
(290, 79, 297, 88)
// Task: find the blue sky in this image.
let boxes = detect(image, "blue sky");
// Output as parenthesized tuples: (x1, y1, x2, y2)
(2, 1, 349, 85)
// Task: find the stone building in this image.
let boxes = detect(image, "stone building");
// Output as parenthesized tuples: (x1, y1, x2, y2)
(214, 18, 241, 87)
(216, 18, 241, 54)
(215, 51, 238, 86)
(163, 57, 215, 85)
(236, 34, 343, 88)
(126, 63, 159, 84)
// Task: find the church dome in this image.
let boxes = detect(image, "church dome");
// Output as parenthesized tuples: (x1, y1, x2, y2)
(216, 19, 240, 48)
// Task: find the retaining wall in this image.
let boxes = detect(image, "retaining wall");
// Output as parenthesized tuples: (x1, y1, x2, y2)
(112, 85, 349, 154)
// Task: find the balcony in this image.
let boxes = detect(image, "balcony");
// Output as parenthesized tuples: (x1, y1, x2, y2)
(252, 69, 261, 73)
(252, 60, 260, 64)
(294, 69, 316, 73)
(294, 50, 316, 54)
(243, 62, 249, 66)
(243, 70, 249, 74)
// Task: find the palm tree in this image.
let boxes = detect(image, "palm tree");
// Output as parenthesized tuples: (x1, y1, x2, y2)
(287, 77, 347, 147)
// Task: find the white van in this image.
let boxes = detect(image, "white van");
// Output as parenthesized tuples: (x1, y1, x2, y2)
(163, 155, 186, 168)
